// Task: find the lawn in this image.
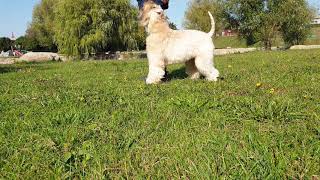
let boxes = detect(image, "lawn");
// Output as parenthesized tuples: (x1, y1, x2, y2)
(213, 36, 284, 49)
(305, 26, 320, 45)
(0, 50, 320, 179)
(214, 36, 248, 49)
(214, 26, 320, 49)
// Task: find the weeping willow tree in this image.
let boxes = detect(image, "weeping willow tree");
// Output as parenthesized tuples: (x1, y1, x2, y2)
(54, 0, 141, 57)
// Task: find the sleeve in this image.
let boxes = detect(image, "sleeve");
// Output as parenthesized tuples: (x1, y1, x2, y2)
(161, 0, 169, 9)
(137, 0, 144, 9)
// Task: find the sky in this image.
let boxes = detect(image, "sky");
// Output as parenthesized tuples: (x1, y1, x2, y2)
(0, 0, 319, 38)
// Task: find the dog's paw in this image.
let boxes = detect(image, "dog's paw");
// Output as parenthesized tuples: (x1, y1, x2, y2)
(146, 77, 161, 85)
(206, 76, 219, 82)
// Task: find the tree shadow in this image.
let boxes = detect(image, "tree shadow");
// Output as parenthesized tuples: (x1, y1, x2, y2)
(0, 66, 23, 74)
(0, 62, 57, 74)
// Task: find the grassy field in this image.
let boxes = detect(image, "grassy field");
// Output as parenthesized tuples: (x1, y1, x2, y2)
(0, 50, 320, 179)
(214, 26, 320, 48)
(214, 36, 285, 49)
(305, 26, 320, 45)
(214, 36, 248, 49)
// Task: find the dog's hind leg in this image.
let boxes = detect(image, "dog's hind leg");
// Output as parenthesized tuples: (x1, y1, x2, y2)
(185, 58, 200, 80)
(195, 56, 219, 81)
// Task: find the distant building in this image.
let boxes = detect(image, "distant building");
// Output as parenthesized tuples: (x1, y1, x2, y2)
(221, 29, 237, 37)
(311, 16, 320, 25)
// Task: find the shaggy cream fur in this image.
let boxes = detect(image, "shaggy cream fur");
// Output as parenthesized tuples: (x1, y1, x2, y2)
(140, 1, 219, 84)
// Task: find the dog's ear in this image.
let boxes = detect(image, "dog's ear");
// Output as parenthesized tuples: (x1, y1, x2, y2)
(139, 10, 149, 26)
(139, 1, 153, 27)
(139, 17, 150, 27)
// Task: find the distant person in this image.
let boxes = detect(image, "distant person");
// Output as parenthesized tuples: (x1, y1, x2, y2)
(137, 0, 169, 10)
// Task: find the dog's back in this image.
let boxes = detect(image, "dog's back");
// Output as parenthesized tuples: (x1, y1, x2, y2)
(161, 29, 214, 64)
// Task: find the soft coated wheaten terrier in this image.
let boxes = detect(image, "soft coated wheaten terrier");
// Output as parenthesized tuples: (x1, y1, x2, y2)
(140, 1, 220, 84)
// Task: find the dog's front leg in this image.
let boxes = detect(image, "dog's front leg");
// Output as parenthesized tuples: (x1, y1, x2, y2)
(146, 54, 165, 84)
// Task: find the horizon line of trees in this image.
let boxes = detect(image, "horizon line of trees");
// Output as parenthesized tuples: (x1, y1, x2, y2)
(14, 0, 147, 57)
(6, 0, 316, 56)
(184, 0, 315, 50)
(13, 0, 178, 58)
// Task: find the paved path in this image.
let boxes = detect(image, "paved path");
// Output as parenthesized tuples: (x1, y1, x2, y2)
(0, 58, 15, 65)
(215, 48, 257, 56)
(289, 45, 320, 50)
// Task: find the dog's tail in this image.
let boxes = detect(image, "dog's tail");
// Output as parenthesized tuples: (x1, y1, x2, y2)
(207, 11, 215, 37)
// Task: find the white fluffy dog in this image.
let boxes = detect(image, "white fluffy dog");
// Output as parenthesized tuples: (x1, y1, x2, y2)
(140, 1, 220, 84)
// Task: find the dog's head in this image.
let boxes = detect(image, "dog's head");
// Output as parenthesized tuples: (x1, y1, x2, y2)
(139, 1, 165, 27)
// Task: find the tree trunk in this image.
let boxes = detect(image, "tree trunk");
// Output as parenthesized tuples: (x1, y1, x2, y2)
(264, 39, 272, 50)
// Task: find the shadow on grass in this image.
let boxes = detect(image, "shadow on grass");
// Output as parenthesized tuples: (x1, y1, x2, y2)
(0, 66, 23, 74)
(167, 67, 188, 81)
(0, 62, 58, 74)
(165, 66, 224, 82)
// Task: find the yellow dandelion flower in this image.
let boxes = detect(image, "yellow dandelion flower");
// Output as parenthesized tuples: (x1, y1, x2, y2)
(256, 82, 262, 88)
(269, 88, 275, 94)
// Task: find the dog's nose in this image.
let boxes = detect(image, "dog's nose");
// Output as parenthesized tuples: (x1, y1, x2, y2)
(155, 9, 163, 15)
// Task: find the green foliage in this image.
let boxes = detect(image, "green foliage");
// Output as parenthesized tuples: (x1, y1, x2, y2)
(279, 0, 313, 47)
(15, 36, 41, 51)
(135, 26, 147, 51)
(169, 21, 178, 30)
(225, 0, 313, 49)
(1, 50, 320, 178)
(184, 0, 226, 34)
(27, 0, 57, 52)
(0, 37, 12, 51)
(54, 0, 141, 57)
(25, 0, 145, 56)
(225, 0, 276, 48)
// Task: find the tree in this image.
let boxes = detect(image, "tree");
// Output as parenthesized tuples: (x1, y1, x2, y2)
(54, 0, 141, 57)
(15, 36, 40, 51)
(184, 0, 226, 35)
(279, 0, 313, 47)
(225, 0, 313, 49)
(27, 0, 57, 52)
(225, 0, 271, 47)
(0, 37, 12, 52)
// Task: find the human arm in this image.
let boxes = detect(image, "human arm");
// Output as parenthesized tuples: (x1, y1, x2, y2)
(137, 0, 169, 10)
(156, 0, 169, 9)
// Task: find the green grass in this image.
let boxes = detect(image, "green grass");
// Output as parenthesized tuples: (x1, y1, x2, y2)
(213, 36, 284, 49)
(305, 26, 320, 45)
(214, 26, 320, 48)
(214, 36, 248, 49)
(1, 50, 320, 179)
